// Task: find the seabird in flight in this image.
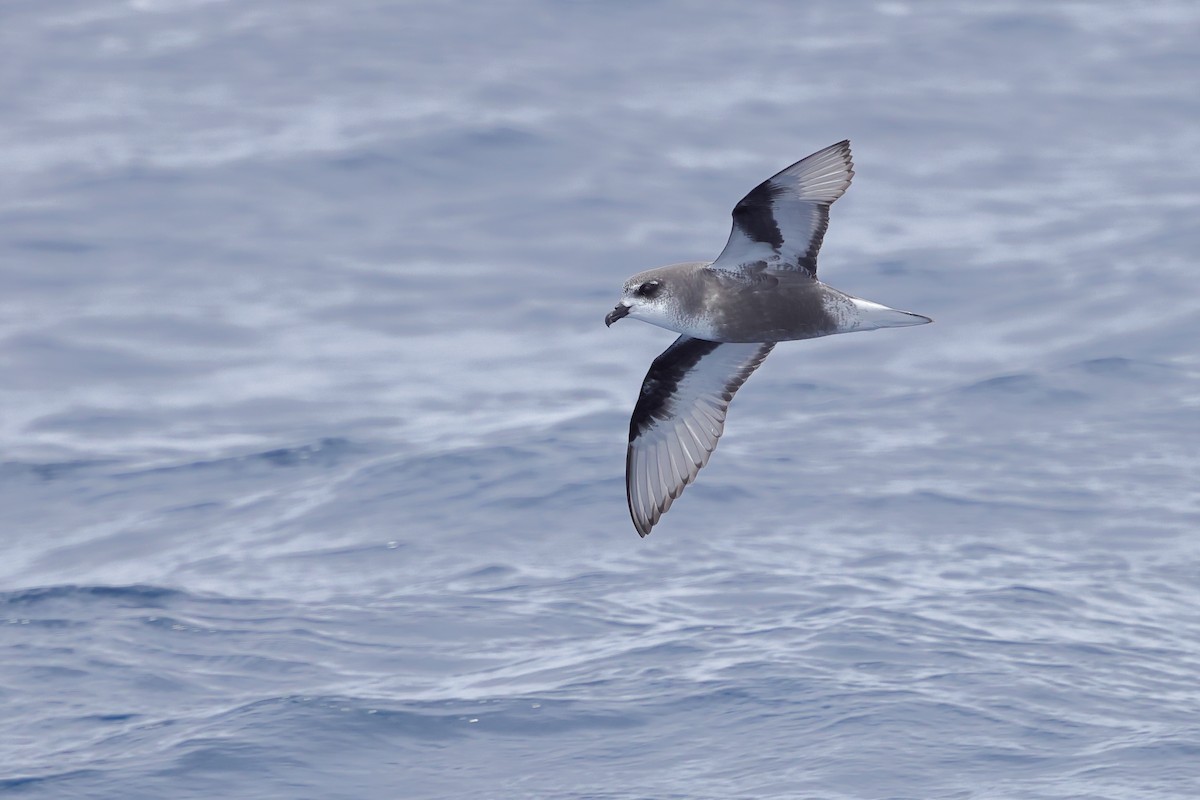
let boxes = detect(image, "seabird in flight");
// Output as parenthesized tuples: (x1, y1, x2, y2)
(605, 140, 931, 537)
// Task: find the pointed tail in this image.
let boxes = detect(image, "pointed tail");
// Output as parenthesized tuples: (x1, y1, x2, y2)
(845, 297, 932, 331)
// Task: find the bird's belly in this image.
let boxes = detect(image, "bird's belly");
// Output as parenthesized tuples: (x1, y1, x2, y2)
(705, 285, 840, 343)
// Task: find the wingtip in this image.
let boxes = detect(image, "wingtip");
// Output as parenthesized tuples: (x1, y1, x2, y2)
(830, 138, 852, 160)
(836, 139, 853, 174)
(632, 508, 654, 537)
(763, 140, 856, 205)
(626, 445, 655, 538)
(826, 139, 852, 159)
(630, 492, 658, 537)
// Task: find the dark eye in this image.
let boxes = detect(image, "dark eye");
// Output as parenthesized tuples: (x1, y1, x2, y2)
(636, 280, 661, 298)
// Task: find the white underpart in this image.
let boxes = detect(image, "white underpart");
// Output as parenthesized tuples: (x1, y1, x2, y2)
(626, 296, 702, 338)
(633, 306, 721, 341)
(667, 311, 722, 342)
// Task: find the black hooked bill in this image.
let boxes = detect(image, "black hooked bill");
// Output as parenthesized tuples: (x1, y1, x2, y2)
(605, 304, 630, 327)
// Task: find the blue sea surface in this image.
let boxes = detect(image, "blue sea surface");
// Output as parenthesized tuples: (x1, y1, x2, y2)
(3, 2, 1200, 798)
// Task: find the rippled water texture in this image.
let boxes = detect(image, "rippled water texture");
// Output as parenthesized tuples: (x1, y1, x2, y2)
(2, 2, 1199, 798)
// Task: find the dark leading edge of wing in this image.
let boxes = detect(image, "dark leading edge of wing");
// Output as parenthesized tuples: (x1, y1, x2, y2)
(626, 336, 775, 537)
(715, 140, 855, 278)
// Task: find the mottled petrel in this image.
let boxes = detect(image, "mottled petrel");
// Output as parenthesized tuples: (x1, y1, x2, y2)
(605, 140, 931, 537)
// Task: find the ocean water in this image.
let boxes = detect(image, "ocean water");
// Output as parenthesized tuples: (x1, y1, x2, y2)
(3, 1, 1200, 798)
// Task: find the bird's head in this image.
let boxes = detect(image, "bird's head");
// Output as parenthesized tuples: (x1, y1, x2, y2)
(605, 268, 677, 329)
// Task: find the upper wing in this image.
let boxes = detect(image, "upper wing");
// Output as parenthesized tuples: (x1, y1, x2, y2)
(710, 140, 854, 278)
(626, 335, 774, 537)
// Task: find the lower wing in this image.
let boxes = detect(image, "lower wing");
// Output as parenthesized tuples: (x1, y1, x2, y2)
(625, 335, 774, 537)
